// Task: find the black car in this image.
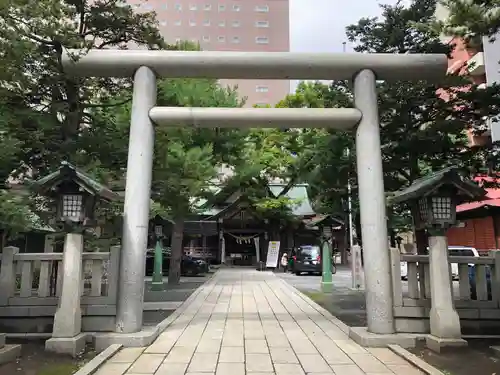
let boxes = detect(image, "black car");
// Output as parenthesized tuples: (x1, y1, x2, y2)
(145, 249, 206, 276)
(293, 245, 322, 276)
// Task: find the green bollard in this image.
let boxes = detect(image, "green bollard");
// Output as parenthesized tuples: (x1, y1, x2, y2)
(151, 239, 164, 291)
(321, 240, 333, 292)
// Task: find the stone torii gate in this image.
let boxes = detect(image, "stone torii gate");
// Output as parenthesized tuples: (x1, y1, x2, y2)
(61, 50, 447, 340)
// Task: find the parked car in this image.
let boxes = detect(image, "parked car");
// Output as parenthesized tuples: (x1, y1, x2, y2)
(448, 246, 480, 280)
(400, 246, 479, 280)
(469, 264, 492, 300)
(293, 245, 322, 276)
(145, 249, 206, 277)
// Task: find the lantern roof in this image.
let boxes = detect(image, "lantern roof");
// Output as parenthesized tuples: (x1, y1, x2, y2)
(387, 166, 486, 205)
(32, 161, 120, 202)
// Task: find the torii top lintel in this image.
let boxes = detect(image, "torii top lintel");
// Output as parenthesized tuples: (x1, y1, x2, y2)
(61, 49, 447, 82)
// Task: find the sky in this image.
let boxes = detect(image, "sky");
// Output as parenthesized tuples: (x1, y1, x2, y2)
(289, 0, 404, 53)
(288, 0, 404, 90)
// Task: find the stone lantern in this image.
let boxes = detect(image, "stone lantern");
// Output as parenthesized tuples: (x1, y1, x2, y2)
(389, 166, 485, 352)
(33, 161, 119, 356)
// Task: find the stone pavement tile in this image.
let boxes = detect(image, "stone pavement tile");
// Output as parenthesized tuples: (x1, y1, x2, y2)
(187, 352, 218, 372)
(348, 354, 392, 374)
(266, 335, 290, 348)
(109, 347, 145, 363)
(269, 347, 299, 364)
(289, 341, 319, 355)
(246, 353, 274, 372)
(297, 354, 331, 373)
(222, 333, 244, 347)
(387, 364, 425, 375)
(329, 365, 365, 375)
(333, 340, 367, 355)
(367, 348, 409, 366)
(127, 354, 165, 374)
(155, 363, 188, 375)
(219, 346, 245, 363)
(318, 347, 354, 365)
(94, 362, 132, 375)
(185, 373, 214, 375)
(245, 339, 269, 354)
(196, 339, 222, 353)
(145, 339, 176, 354)
(163, 346, 196, 363)
(216, 362, 245, 375)
(274, 363, 305, 375)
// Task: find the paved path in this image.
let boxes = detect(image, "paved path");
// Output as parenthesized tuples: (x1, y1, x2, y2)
(96, 269, 423, 375)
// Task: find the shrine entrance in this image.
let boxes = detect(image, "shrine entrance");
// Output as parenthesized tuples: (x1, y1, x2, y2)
(62, 48, 446, 336)
(223, 231, 261, 266)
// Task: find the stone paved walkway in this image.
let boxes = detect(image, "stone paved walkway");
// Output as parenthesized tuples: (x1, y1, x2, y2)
(96, 269, 423, 375)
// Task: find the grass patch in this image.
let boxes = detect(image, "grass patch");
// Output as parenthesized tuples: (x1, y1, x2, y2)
(37, 363, 81, 375)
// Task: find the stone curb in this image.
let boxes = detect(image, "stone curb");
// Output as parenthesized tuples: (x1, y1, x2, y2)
(388, 344, 445, 375)
(73, 344, 122, 375)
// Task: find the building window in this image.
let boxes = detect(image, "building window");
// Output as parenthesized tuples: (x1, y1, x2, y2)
(175, 20, 182, 26)
(189, 4, 197, 10)
(255, 5, 269, 12)
(204, 4, 212, 10)
(255, 20, 269, 28)
(218, 36, 226, 42)
(218, 20, 226, 27)
(232, 36, 240, 43)
(189, 20, 196, 26)
(232, 20, 240, 27)
(233, 4, 241, 11)
(218, 4, 226, 11)
(203, 35, 210, 42)
(203, 19, 211, 26)
(175, 3, 182, 11)
(256, 85, 269, 93)
(255, 36, 269, 44)
(160, 21, 167, 26)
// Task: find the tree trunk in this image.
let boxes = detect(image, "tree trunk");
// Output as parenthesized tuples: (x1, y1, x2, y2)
(168, 219, 184, 285)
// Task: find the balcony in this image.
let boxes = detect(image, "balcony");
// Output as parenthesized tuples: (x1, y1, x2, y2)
(467, 52, 486, 76)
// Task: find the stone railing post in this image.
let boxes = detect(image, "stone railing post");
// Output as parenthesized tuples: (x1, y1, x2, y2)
(491, 251, 500, 307)
(0, 247, 19, 306)
(45, 233, 86, 357)
(389, 248, 403, 307)
(107, 245, 121, 304)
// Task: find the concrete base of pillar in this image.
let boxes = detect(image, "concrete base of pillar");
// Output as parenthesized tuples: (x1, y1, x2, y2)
(320, 281, 333, 293)
(45, 333, 87, 357)
(425, 335, 467, 353)
(93, 327, 159, 353)
(0, 344, 21, 365)
(349, 327, 417, 348)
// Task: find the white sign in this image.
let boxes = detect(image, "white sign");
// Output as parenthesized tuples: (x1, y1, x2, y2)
(351, 245, 365, 290)
(265, 241, 281, 268)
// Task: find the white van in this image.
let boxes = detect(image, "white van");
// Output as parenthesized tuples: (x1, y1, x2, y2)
(400, 246, 479, 280)
(448, 246, 480, 280)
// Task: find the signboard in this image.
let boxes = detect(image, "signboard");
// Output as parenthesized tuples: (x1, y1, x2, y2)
(265, 241, 281, 268)
(351, 245, 365, 290)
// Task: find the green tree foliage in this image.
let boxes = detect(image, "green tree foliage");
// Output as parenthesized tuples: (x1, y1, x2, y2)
(0, 0, 166, 179)
(283, 0, 500, 244)
(431, 0, 500, 44)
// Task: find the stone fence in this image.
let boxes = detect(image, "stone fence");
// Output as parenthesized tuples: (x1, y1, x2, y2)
(0, 245, 120, 333)
(390, 248, 500, 334)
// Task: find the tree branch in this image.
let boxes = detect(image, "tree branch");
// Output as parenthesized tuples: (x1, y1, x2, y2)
(83, 97, 132, 109)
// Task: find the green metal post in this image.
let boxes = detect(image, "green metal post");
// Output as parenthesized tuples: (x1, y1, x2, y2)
(151, 239, 164, 291)
(321, 239, 333, 292)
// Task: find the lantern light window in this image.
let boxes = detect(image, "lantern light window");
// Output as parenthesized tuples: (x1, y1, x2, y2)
(62, 194, 83, 220)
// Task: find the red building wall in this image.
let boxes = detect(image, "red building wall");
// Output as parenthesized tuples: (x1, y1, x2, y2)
(447, 216, 498, 253)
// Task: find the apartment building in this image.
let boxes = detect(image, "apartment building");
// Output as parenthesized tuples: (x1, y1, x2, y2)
(128, 0, 291, 107)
